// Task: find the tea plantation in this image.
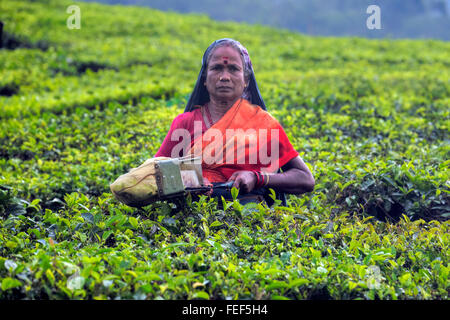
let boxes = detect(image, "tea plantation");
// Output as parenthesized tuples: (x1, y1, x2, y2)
(0, 0, 449, 300)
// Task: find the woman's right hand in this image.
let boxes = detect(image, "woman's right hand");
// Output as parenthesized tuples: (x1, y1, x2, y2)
(228, 170, 257, 194)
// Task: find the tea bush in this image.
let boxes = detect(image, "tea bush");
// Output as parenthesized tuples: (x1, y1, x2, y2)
(0, 0, 448, 300)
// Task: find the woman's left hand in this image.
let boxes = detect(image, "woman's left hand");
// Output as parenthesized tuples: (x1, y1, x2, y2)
(228, 170, 257, 194)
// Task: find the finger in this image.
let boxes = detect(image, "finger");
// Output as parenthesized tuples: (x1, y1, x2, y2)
(228, 172, 238, 182)
(232, 175, 243, 189)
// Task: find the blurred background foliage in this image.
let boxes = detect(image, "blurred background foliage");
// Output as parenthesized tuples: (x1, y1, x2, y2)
(82, 0, 450, 40)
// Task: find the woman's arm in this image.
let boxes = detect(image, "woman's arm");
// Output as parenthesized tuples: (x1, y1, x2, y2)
(228, 156, 314, 195)
(268, 156, 315, 195)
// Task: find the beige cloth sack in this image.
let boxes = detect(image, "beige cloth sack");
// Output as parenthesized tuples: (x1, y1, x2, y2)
(110, 157, 171, 207)
(110, 156, 204, 207)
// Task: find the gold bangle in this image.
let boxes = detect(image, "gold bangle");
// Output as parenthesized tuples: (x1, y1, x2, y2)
(264, 172, 270, 186)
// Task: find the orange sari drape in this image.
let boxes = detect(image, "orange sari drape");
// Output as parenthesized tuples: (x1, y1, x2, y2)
(188, 98, 299, 183)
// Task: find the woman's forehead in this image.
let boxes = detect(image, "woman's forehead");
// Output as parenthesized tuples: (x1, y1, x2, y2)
(209, 46, 243, 65)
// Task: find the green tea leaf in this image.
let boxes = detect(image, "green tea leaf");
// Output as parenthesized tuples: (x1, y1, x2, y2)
(193, 291, 209, 300)
(129, 216, 139, 229)
(1, 277, 22, 291)
(210, 220, 223, 228)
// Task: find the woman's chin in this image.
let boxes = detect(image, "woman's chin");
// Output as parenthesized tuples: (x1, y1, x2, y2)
(212, 92, 241, 102)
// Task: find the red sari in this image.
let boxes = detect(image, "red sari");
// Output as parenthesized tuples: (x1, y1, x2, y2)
(155, 98, 298, 183)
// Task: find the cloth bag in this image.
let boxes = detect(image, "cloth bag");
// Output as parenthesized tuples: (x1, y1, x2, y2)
(110, 157, 171, 207)
(110, 156, 205, 207)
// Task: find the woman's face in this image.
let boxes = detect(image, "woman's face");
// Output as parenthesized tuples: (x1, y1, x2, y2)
(205, 45, 246, 103)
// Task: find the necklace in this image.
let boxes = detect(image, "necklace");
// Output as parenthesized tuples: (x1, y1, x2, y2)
(205, 103, 214, 127)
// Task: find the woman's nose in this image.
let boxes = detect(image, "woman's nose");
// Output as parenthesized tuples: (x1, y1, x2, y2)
(219, 71, 231, 81)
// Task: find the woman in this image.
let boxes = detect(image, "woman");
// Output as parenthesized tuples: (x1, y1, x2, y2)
(155, 38, 314, 205)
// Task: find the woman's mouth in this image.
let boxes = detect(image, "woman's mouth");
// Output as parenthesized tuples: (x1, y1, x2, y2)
(217, 86, 232, 91)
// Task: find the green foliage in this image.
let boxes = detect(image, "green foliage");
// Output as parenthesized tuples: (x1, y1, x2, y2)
(0, 193, 448, 299)
(335, 161, 449, 222)
(0, 0, 448, 300)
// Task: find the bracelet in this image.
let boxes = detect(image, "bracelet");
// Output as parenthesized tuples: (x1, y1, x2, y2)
(253, 171, 261, 187)
(252, 170, 260, 188)
(263, 172, 270, 186)
(258, 171, 264, 188)
(252, 170, 264, 189)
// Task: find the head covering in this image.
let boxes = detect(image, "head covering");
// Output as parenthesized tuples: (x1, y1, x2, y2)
(184, 38, 266, 112)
